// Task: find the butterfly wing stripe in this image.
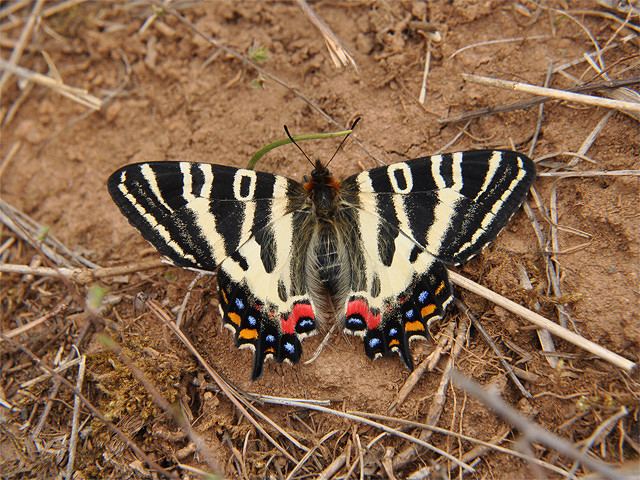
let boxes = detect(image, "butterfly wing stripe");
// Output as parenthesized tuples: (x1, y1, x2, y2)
(200, 163, 214, 198)
(353, 173, 382, 291)
(470, 150, 501, 200)
(113, 171, 198, 265)
(452, 154, 530, 260)
(425, 189, 460, 256)
(141, 164, 177, 212)
(180, 163, 196, 202)
(270, 177, 295, 283)
(451, 152, 464, 191)
(430, 154, 447, 189)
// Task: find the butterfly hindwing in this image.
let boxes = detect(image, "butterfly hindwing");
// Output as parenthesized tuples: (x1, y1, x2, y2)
(340, 201, 453, 368)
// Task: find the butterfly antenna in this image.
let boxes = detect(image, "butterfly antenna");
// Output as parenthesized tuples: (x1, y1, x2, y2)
(284, 125, 315, 168)
(326, 117, 361, 168)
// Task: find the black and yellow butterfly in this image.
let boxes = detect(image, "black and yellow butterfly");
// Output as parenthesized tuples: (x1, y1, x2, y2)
(108, 130, 535, 379)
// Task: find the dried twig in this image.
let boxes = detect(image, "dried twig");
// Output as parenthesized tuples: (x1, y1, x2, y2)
(418, 39, 431, 104)
(517, 265, 558, 368)
(450, 370, 622, 480)
(538, 170, 640, 178)
(19, 356, 82, 388)
(447, 270, 636, 373)
(260, 396, 474, 473)
(0, 0, 44, 95)
(0, 141, 21, 180)
(1, 303, 67, 343)
(65, 354, 86, 480)
(449, 35, 550, 59)
(102, 336, 224, 475)
(296, 0, 357, 71)
(317, 452, 348, 480)
(392, 316, 469, 470)
(0, 58, 103, 110)
(146, 299, 306, 462)
(175, 272, 204, 329)
(568, 407, 629, 478)
(439, 75, 639, 124)
(456, 299, 532, 399)
(0, 260, 165, 283)
(355, 411, 571, 477)
(30, 322, 92, 439)
(462, 73, 640, 114)
(0, 199, 99, 268)
(284, 430, 338, 480)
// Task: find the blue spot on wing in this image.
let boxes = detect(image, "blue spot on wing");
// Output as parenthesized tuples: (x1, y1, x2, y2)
(368, 337, 381, 348)
(235, 298, 245, 309)
(418, 291, 429, 303)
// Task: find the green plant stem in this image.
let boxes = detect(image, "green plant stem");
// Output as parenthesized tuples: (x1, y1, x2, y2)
(247, 129, 353, 169)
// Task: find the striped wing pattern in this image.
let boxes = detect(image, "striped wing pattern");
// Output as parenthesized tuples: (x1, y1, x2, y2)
(339, 150, 535, 367)
(108, 150, 535, 378)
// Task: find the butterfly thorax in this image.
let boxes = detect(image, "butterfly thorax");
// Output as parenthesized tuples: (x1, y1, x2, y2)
(304, 161, 341, 221)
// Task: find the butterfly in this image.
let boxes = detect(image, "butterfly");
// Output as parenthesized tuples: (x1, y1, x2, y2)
(108, 129, 535, 379)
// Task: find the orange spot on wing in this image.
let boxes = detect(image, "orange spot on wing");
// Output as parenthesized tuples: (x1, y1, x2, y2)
(420, 304, 436, 318)
(389, 339, 400, 347)
(405, 320, 425, 332)
(239, 329, 258, 340)
(435, 281, 446, 296)
(220, 289, 228, 305)
(227, 312, 241, 326)
(265, 347, 275, 354)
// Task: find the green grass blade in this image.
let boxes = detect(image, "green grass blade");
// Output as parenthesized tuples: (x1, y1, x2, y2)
(247, 129, 353, 169)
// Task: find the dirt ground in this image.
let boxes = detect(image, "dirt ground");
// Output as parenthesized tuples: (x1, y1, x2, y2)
(1, 1, 639, 479)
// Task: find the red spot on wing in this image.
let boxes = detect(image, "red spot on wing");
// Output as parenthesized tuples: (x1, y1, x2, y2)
(281, 302, 315, 334)
(346, 299, 380, 330)
(346, 299, 368, 318)
(367, 311, 381, 330)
